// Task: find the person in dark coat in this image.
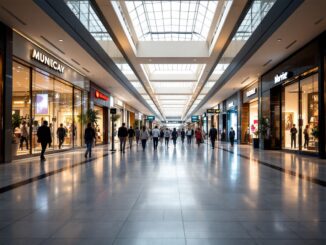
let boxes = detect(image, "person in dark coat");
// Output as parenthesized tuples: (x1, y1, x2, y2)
(84, 123, 96, 158)
(56, 123, 66, 149)
(171, 128, 178, 147)
(37, 120, 52, 161)
(209, 125, 218, 149)
(118, 123, 128, 153)
(180, 129, 185, 144)
(229, 127, 235, 146)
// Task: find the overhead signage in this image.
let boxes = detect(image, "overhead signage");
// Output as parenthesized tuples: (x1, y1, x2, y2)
(246, 88, 257, 97)
(207, 108, 220, 114)
(147, 115, 155, 121)
(228, 101, 234, 108)
(110, 108, 117, 114)
(274, 71, 293, 84)
(31, 49, 65, 73)
(95, 90, 109, 101)
(191, 115, 199, 122)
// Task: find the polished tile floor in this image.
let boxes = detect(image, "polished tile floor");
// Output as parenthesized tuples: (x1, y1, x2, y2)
(1, 140, 326, 244)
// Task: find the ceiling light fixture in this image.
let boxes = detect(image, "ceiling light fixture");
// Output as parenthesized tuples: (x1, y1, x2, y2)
(277, 38, 282, 42)
(58, 39, 64, 42)
(241, 76, 250, 84)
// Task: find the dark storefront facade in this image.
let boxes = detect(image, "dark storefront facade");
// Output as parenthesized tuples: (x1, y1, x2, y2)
(259, 31, 326, 157)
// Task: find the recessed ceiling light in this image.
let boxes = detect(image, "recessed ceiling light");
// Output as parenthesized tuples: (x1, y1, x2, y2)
(58, 39, 64, 42)
(277, 38, 282, 42)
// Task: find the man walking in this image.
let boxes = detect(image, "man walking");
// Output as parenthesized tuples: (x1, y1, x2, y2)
(164, 128, 171, 147)
(180, 128, 185, 144)
(127, 126, 135, 149)
(37, 120, 52, 161)
(135, 127, 140, 145)
(152, 125, 160, 150)
(229, 127, 235, 147)
(186, 128, 192, 144)
(56, 123, 66, 149)
(84, 123, 96, 158)
(209, 125, 218, 149)
(118, 123, 128, 153)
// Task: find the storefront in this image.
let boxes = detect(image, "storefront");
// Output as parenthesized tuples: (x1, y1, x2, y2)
(241, 83, 259, 144)
(90, 83, 110, 144)
(11, 32, 89, 159)
(226, 93, 240, 142)
(260, 31, 326, 157)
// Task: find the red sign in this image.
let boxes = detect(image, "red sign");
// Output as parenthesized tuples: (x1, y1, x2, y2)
(95, 90, 108, 101)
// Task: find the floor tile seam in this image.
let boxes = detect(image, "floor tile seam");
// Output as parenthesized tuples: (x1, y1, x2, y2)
(111, 177, 147, 243)
(0, 148, 123, 194)
(217, 146, 326, 187)
(0, 208, 36, 232)
(176, 161, 187, 244)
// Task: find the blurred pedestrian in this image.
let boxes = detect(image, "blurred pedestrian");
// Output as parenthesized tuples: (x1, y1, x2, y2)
(195, 128, 202, 147)
(118, 123, 128, 153)
(128, 126, 135, 149)
(152, 125, 160, 150)
(172, 128, 178, 147)
(84, 123, 96, 158)
(37, 120, 52, 161)
(140, 126, 149, 151)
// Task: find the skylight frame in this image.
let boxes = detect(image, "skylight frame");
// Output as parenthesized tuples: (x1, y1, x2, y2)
(124, 1, 218, 41)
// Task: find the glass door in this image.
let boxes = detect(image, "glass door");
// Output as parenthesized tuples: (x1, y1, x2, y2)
(300, 74, 318, 153)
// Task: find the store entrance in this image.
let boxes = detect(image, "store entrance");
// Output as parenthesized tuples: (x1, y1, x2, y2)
(94, 105, 104, 144)
(283, 74, 319, 153)
(227, 109, 237, 141)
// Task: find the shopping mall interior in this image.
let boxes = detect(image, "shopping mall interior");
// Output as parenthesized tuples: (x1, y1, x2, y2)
(1, 0, 326, 244)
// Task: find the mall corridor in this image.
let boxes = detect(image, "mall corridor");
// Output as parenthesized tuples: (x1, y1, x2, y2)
(0, 142, 326, 244)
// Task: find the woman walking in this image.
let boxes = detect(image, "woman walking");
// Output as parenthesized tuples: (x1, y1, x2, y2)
(140, 126, 149, 151)
(195, 128, 202, 147)
(164, 128, 171, 147)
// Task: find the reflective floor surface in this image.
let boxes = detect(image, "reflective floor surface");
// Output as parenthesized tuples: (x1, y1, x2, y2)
(1, 140, 326, 244)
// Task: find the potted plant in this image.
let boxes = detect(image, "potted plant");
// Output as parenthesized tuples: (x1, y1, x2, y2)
(252, 129, 259, 148)
(259, 117, 271, 150)
(12, 114, 22, 156)
(78, 108, 100, 127)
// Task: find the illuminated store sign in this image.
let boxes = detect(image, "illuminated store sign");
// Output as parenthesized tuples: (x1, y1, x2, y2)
(95, 90, 109, 101)
(147, 115, 155, 121)
(274, 71, 292, 84)
(31, 49, 65, 73)
(246, 88, 257, 97)
(191, 115, 199, 122)
(207, 108, 220, 114)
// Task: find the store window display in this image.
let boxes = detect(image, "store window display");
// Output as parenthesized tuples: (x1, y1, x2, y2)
(300, 74, 318, 152)
(12, 62, 31, 156)
(12, 61, 86, 158)
(94, 105, 104, 144)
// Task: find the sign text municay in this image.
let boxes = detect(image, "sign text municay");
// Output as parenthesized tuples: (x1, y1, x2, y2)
(246, 88, 257, 97)
(31, 49, 65, 73)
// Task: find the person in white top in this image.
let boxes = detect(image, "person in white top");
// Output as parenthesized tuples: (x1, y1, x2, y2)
(164, 128, 171, 147)
(186, 128, 193, 144)
(140, 126, 150, 151)
(152, 125, 160, 150)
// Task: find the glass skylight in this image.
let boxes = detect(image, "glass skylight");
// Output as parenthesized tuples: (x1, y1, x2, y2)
(66, 0, 112, 40)
(125, 1, 218, 41)
(234, 0, 276, 40)
(147, 64, 199, 74)
(213, 63, 229, 74)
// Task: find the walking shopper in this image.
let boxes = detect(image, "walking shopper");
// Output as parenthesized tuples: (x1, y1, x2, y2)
(159, 128, 164, 145)
(135, 127, 140, 145)
(20, 121, 29, 150)
(37, 120, 52, 161)
(128, 126, 135, 149)
(84, 123, 96, 158)
(180, 128, 185, 144)
(229, 127, 235, 146)
(209, 125, 218, 149)
(195, 128, 202, 147)
(118, 123, 128, 153)
(172, 128, 178, 147)
(303, 125, 310, 149)
(186, 128, 192, 144)
(152, 125, 160, 150)
(290, 124, 298, 148)
(140, 126, 149, 151)
(164, 128, 171, 147)
(56, 123, 66, 149)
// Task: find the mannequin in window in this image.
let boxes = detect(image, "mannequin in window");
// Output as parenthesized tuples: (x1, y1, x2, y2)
(290, 124, 298, 148)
